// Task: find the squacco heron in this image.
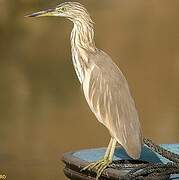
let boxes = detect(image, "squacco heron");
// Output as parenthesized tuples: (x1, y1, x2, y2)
(26, 2, 142, 179)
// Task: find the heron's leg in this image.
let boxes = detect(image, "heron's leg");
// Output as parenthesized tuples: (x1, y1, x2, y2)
(82, 138, 113, 171)
(95, 138, 117, 179)
(104, 138, 113, 158)
(81, 137, 117, 180)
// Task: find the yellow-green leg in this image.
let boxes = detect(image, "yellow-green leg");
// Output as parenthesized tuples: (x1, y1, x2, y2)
(81, 137, 117, 180)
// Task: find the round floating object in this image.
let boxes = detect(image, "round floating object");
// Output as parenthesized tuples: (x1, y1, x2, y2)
(62, 144, 179, 180)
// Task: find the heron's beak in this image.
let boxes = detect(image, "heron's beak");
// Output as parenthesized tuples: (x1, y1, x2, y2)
(25, 8, 56, 17)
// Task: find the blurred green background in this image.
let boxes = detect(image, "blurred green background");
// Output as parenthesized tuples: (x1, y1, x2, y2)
(0, 0, 178, 179)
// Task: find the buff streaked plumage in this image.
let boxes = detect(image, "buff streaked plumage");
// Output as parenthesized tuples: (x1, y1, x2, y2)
(26, 2, 143, 179)
(83, 50, 142, 159)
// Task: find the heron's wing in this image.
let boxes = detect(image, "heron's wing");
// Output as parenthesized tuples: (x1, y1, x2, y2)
(83, 51, 142, 159)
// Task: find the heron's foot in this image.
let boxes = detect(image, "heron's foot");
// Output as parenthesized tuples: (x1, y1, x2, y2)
(81, 158, 112, 180)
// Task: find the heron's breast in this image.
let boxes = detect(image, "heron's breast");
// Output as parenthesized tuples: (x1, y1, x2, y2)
(82, 67, 105, 124)
(72, 49, 85, 84)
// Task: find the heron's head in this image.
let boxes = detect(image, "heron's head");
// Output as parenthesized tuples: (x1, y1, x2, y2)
(26, 2, 93, 24)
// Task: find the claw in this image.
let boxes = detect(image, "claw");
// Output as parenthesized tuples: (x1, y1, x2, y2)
(80, 162, 96, 172)
(81, 158, 112, 180)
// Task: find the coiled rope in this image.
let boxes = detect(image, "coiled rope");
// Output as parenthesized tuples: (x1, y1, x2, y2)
(111, 138, 179, 180)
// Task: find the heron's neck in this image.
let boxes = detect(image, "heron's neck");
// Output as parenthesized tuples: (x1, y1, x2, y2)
(70, 20, 96, 84)
(71, 21, 96, 52)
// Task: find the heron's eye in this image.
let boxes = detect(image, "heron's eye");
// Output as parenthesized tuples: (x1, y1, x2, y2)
(61, 7, 66, 12)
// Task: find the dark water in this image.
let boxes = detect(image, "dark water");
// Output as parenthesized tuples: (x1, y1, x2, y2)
(0, 0, 178, 179)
